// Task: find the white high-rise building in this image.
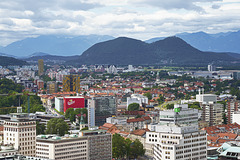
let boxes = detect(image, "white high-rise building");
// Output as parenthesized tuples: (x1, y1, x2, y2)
(88, 99, 95, 127)
(208, 64, 216, 72)
(146, 104, 207, 160)
(3, 113, 36, 156)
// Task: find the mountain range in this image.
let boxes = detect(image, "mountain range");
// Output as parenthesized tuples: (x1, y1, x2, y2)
(0, 35, 114, 57)
(68, 36, 238, 66)
(146, 30, 240, 54)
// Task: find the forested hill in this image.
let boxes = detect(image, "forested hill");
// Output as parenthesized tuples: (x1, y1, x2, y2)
(68, 36, 238, 66)
(0, 56, 27, 66)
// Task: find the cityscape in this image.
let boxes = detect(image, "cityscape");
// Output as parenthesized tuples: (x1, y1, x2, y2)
(0, 0, 240, 160)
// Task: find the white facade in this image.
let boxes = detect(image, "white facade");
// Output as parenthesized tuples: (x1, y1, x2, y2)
(3, 113, 36, 156)
(106, 117, 127, 125)
(55, 97, 64, 113)
(36, 135, 88, 160)
(127, 94, 148, 107)
(146, 104, 207, 160)
(88, 99, 95, 127)
(232, 111, 240, 125)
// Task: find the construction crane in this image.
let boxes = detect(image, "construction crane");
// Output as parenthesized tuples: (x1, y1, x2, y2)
(0, 93, 36, 113)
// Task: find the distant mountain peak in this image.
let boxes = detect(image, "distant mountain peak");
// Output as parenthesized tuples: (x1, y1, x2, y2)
(0, 35, 115, 57)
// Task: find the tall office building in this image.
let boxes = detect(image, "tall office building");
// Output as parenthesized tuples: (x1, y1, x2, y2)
(146, 104, 207, 160)
(88, 96, 116, 126)
(3, 113, 36, 156)
(38, 59, 44, 76)
(62, 75, 80, 93)
(88, 99, 95, 127)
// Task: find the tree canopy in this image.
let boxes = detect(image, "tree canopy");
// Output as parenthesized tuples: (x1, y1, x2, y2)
(128, 103, 140, 111)
(112, 134, 145, 159)
(143, 92, 152, 100)
(46, 118, 69, 136)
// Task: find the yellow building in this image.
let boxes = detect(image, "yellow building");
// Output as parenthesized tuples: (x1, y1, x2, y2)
(47, 81, 57, 94)
(38, 59, 44, 76)
(63, 75, 80, 93)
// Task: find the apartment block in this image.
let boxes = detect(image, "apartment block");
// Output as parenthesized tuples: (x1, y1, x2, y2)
(62, 75, 80, 93)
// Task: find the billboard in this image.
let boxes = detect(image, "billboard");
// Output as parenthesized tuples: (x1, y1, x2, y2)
(63, 97, 85, 112)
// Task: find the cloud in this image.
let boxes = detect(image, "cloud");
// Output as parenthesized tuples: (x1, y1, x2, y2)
(212, 4, 221, 9)
(0, 0, 239, 46)
(128, 0, 223, 12)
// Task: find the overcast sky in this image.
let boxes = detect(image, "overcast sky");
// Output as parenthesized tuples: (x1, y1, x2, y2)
(0, 0, 239, 46)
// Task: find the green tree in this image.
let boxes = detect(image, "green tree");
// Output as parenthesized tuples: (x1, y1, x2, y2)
(166, 103, 174, 109)
(128, 103, 140, 111)
(112, 134, 126, 159)
(46, 118, 69, 136)
(157, 95, 165, 105)
(36, 121, 45, 135)
(130, 139, 145, 159)
(143, 92, 152, 100)
(65, 108, 75, 118)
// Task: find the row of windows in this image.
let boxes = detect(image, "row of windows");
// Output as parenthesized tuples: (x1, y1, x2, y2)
(163, 135, 181, 139)
(161, 140, 177, 145)
(55, 142, 87, 148)
(20, 142, 35, 146)
(19, 146, 35, 150)
(56, 146, 87, 152)
(4, 127, 35, 132)
(55, 153, 87, 159)
(36, 147, 48, 151)
(149, 134, 157, 138)
(36, 144, 49, 147)
(36, 151, 49, 155)
(55, 150, 87, 156)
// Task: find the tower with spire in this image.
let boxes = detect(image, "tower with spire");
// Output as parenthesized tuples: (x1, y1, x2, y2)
(79, 112, 87, 130)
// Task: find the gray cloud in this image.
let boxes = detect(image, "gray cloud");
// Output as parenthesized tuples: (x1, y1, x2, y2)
(130, 0, 223, 12)
(212, 4, 221, 9)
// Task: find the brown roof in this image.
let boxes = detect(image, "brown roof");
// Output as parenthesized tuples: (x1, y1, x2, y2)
(131, 128, 150, 136)
(127, 116, 151, 123)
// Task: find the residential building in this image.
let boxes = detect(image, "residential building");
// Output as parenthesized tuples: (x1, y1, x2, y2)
(55, 97, 64, 113)
(88, 96, 116, 126)
(233, 111, 240, 124)
(80, 128, 112, 160)
(62, 75, 80, 93)
(127, 94, 148, 108)
(37, 80, 44, 90)
(196, 89, 223, 126)
(38, 59, 44, 76)
(227, 100, 239, 124)
(36, 135, 88, 160)
(202, 123, 240, 148)
(47, 81, 57, 94)
(146, 104, 207, 160)
(201, 102, 223, 126)
(3, 113, 36, 156)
